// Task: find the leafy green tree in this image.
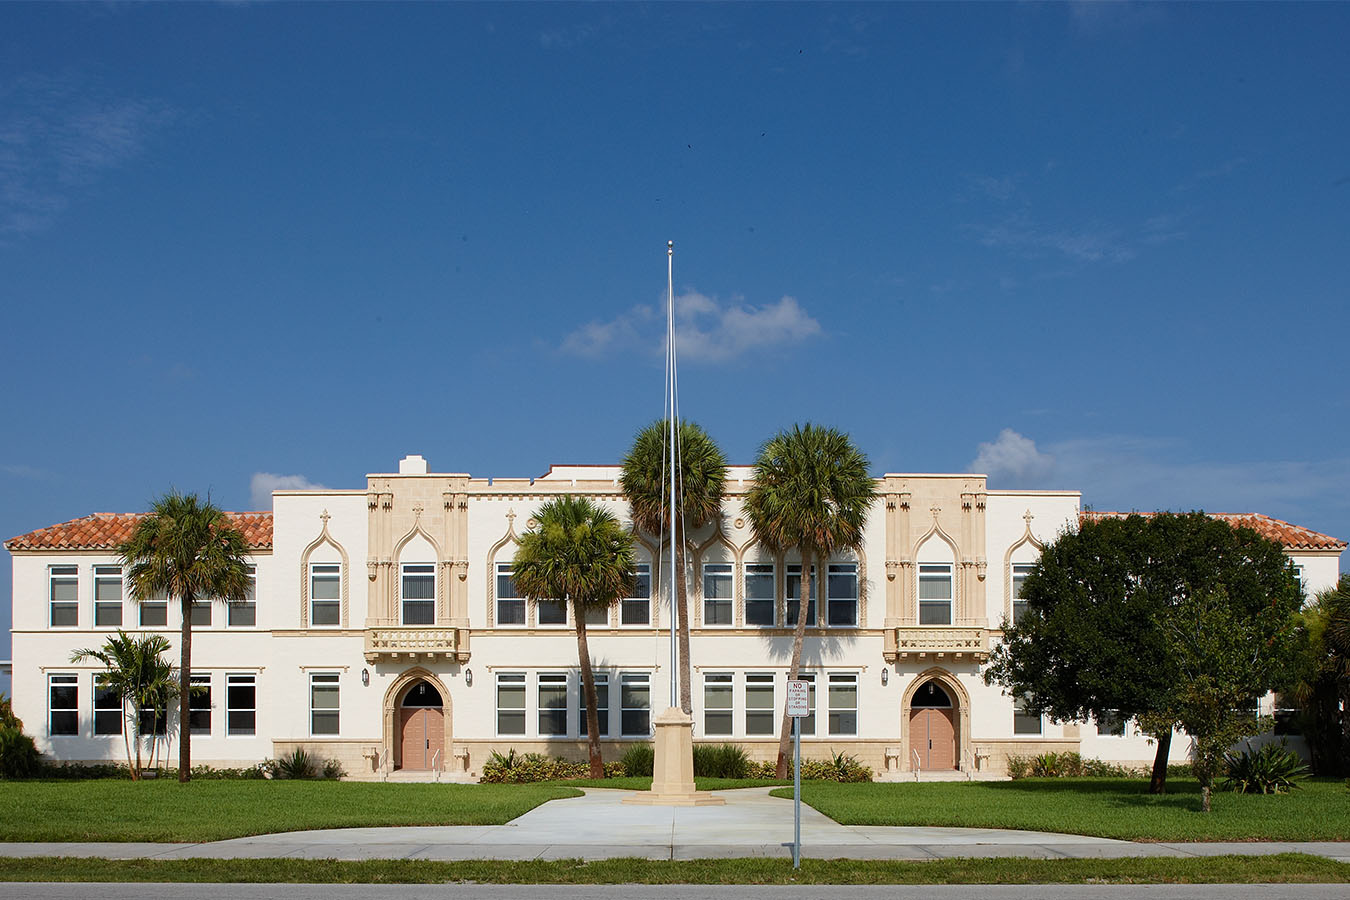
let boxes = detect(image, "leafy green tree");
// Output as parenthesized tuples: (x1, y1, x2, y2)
(0, 693, 20, 730)
(985, 512, 1303, 794)
(71, 632, 177, 779)
(620, 419, 727, 714)
(512, 495, 636, 777)
(744, 423, 875, 778)
(1286, 574, 1350, 774)
(120, 492, 251, 783)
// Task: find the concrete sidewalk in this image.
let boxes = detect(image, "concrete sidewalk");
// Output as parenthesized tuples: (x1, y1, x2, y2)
(2, 788, 1347, 863)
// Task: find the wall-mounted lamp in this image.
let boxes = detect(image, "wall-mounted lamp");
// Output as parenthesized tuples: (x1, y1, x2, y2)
(361, 668, 370, 687)
(881, 667, 889, 687)
(464, 668, 473, 687)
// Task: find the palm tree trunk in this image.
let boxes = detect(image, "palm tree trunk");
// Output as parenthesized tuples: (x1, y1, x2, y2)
(776, 549, 814, 778)
(574, 601, 604, 778)
(675, 520, 693, 715)
(179, 592, 192, 783)
(122, 707, 136, 781)
(131, 703, 143, 780)
(1149, 730, 1171, 794)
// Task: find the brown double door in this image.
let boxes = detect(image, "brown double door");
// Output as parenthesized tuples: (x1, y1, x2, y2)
(399, 706, 445, 771)
(909, 707, 956, 770)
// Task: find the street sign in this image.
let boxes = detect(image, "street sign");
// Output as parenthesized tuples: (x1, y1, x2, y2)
(786, 679, 809, 717)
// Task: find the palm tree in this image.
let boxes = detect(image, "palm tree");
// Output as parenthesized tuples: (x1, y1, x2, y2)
(71, 631, 177, 779)
(744, 423, 876, 777)
(120, 492, 251, 782)
(620, 419, 727, 714)
(512, 496, 636, 777)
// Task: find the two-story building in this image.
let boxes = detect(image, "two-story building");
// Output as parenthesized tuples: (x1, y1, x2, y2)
(6, 454, 1344, 778)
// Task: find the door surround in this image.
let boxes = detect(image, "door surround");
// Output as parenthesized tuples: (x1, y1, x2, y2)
(382, 667, 453, 772)
(899, 667, 972, 772)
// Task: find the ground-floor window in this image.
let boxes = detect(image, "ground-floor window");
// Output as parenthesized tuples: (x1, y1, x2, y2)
(538, 673, 567, 736)
(226, 674, 256, 736)
(1095, 709, 1125, 737)
(703, 672, 733, 736)
(189, 673, 211, 735)
(310, 673, 340, 736)
(496, 673, 526, 736)
(579, 672, 609, 737)
(621, 673, 651, 736)
(745, 673, 776, 735)
(93, 675, 121, 736)
(49, 674, 79, 736)
(1013, 697, 1042, 735)
(827, 673, 858, 736)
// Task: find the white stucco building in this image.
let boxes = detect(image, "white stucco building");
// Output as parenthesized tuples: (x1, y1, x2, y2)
(5, 454, 1344, 778)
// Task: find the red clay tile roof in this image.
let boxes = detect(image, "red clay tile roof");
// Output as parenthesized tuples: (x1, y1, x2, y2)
(1082, 511, 1346, 552)
(4, 512, 273, 551)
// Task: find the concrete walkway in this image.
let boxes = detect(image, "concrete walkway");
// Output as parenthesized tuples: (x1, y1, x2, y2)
(2, 788, 1347, 863)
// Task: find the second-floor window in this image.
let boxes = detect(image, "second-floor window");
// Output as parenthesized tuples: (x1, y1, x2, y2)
(745, 563, 775, 626)
(50, 566, 78, 627)
(620, 563, 651, 626)
(94, 566, 123, 628)
(827, 563, 858, 627)
(401, 564, 435, 625)
(1011, 564, 1035, 625)
(496, 563, 525, 625)
(139, 589, 168, 628)
(310, 564, 341, 626)
(703, 564, 733, 626)
(918, 564, 953, 625)
(228, 565, 257, 627)
(785, 565, 817, 627)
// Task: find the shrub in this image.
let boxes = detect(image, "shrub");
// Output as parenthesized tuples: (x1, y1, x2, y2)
(620, 743, 654, 777)
(745, 753, 871, 782)
(37, 762, 126, 780)
(321, 758, 346, 780)
(1222, 741, 1310, 794)
(0, 693, 21, 730)
(692, 744, 750, 779)
(0, 726, 40, 779)
(479, 751, 625, 783)
(274, 747, 318, 780)
(1004, 753, 1146, 780)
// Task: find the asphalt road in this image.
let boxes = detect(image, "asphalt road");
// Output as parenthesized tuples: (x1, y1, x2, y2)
(1, 886, 1348, 900)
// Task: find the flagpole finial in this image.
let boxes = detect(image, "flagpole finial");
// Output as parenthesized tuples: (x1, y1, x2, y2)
(668, 240, 673, 254)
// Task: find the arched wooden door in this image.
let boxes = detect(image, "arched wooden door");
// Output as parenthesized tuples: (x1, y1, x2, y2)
(398, 680, 445, 770)
(909, 680, 957, 770)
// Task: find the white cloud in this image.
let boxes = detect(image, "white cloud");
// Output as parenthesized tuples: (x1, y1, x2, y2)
(970, 429, 1056, 486)
(250, 472, 328, 509)
(559, 291, 822, 363)
(973, 214, 1136, 263)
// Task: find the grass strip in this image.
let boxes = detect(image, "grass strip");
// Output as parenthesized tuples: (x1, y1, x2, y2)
(771, 777, 1350, 842)
(0, 781, 581, 843)
(0, 854, 1345, 884)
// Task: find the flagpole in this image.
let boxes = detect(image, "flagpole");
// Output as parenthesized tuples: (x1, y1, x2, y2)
(666, 239, 679, 709)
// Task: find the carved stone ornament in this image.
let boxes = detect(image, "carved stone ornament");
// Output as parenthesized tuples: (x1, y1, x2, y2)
(885, 560, 898, 581)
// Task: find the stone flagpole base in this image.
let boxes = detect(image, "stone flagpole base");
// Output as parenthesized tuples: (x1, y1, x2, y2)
(622, 707, 725, 806)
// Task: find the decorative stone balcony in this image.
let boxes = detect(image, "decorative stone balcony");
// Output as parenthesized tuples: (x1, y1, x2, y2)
(889, 624, 990, 663)
(364, 626, 469, 663)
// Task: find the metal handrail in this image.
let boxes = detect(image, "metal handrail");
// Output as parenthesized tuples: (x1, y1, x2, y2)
(912, 748, 921, 772)
(432, 749, 442, 772)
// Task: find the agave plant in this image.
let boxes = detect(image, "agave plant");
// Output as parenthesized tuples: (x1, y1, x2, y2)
(1222, 741, 1310, 794)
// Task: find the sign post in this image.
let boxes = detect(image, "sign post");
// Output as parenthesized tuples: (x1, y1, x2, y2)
(786, 679, 809, 869)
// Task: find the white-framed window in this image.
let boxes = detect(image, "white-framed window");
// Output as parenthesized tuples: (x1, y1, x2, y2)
(1013, 697, 1042, 735)
(228, 564, 257, 627)
(1095, 710, 1126, 737)
(785, 564, 817, 626)
(582, 601, 608, 627)
(621, 673, 651, 737)
(189, 673, 211, 735)
(139, 701, 167, 737)
(1011, 563, 1034, 625)
(827, 673, 858, 736)
(496, 563, 525, 626)
(401, 563, 435, 625)
(579, 672, 609, 737)
(226, 674, 257, 736)
(49, 674, 78, 735)
(538, 672, 567, 736)
(918, 564, 953, 625)
(794, 672, 817, 736)
(745, 563, 775, 626)
(93, 675, 121, 736)
(827, 563, 858, 627)
(746, 672, 776, 735)
(139, 589, 168, 628)
(50, 566, 78, 627)
(94, 566, 123, 628)
(621, 563, 651, 626)
(190, 597, 212, 627)
(537, 596, 567, 627)
(310, 673, 340, 736)
(1292, 564, 1306, 594)
(496, 673, 526, 736)
(703, 672, 733, 735)
(702, 563, 733, 626)
(309, 563, 341, 627)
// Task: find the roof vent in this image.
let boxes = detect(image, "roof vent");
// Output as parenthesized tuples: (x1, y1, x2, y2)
(398, 454, 429, 475)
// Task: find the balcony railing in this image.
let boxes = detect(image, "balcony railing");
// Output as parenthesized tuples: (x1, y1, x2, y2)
(892, 623, 989, 662)
(364, 625, 468, 663)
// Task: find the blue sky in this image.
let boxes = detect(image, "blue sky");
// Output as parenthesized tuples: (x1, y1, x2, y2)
(3, 2, 1348, 691)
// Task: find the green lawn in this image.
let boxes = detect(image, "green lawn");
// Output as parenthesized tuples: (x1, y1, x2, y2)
(0, 854, 1346, 884)
(0, 780, 580, 843)
(771, 777, 1350, 842)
